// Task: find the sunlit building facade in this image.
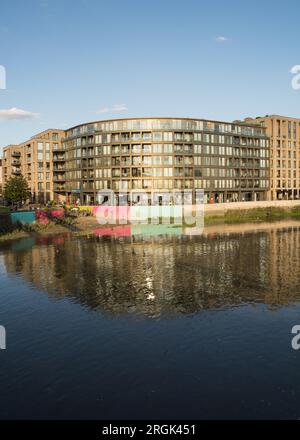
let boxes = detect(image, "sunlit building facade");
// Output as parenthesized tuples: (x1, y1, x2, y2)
(2, 129, 65, 203)
(1, 118, 270, 204)
(246, 115, 300, 200)
(60, 118, 270, 204)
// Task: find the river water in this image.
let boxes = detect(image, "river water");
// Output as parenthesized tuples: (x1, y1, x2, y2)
(1, 223, 300, 419)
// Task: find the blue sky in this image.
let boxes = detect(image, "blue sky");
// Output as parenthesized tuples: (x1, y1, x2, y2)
(1, 0, 300, 150)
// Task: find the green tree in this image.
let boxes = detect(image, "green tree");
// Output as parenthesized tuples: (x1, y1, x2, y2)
(4, 175, 30, 206)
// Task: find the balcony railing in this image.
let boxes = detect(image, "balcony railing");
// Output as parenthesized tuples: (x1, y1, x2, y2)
(54, 184, 65, 191)
(53, 176, 66, 182)
(12, 151, 21, 158)
(53, 145, 65, 151)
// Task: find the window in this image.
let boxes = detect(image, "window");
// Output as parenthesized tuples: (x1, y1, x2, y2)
(112, 145, 120, 154)
(132, 144, 141, 154)
(153, 144, 162, 153)
(142, 156, 152, 165)
(142, 168, 152, 177)
(132, 132, 141, 141)
(132, 180, 142, 189)
(102, 134, 111, 143)
(142, 132, 152, 140)
(103, 146, 111, 155)
(164, 168, 173, 177)
(195, 167, 202, 177)
(143, 180, 152, 188)
(153, 156, 162, 165)
(153, 168, 163, 177)
(164, 144, 172, 153)
(163, 156, 172, 165)
(153, 132, 162, 141)
(163, 132, 173, 141)
(142, 144, 151, 153)
(132, 156, 141, 165)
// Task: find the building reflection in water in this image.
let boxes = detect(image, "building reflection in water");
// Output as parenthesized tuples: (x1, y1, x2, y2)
(3, 225, 300, 317)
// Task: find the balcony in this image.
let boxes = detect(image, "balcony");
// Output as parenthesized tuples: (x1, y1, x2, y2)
(12, 169, 21, 175)
(52, 145, 65, 151)
(82, 182, 94, 190)
(53, 155, 65, 162)
(53, 174, 66, 182)
(12, 151, 21, 158)
(11, 159, 21, 166)
(54, 184, 65, 191)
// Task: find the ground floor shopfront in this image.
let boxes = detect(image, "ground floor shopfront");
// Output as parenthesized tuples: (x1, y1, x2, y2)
(62, 189, 269, 206)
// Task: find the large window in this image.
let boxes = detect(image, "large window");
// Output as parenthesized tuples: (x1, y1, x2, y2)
(163, 132, 173, 142)
(153, 132, 162, 141)
(132, 144, 141, 154)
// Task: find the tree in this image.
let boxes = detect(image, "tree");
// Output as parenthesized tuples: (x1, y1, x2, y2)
(4, 175, 30, 206)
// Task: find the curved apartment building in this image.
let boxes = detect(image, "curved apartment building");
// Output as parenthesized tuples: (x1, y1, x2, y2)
(1, 118, 270, 204)
(59, 117, 269, 204)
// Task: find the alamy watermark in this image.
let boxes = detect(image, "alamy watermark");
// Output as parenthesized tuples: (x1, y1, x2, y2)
(94, 189, 204, 235)
(0, 65, 6, 90)
(291, 65, 300, 90)
(291, 325, 300, 350)
(0, 325, 6, 350)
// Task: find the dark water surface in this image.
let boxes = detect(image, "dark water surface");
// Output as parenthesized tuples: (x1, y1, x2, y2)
(1, 225, 300, 419)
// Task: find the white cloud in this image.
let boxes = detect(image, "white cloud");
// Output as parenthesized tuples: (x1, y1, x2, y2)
(112, 104, 128, 112)
(97, 104, 128, 114)
(97, 107, 110, 114)
(215, 36, 229, 43)
(0, 107, 39, 120)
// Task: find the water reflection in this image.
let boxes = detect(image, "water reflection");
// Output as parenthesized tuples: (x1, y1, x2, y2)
(2, 225, 300, 317)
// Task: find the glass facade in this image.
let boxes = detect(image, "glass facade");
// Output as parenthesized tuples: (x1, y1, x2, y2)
(58, 118, 270, 204)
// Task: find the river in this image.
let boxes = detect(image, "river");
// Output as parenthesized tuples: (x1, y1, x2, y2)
(0, 223, 300, 419)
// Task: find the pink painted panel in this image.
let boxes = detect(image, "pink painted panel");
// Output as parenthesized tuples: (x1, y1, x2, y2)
(93, 225, 131, 237)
